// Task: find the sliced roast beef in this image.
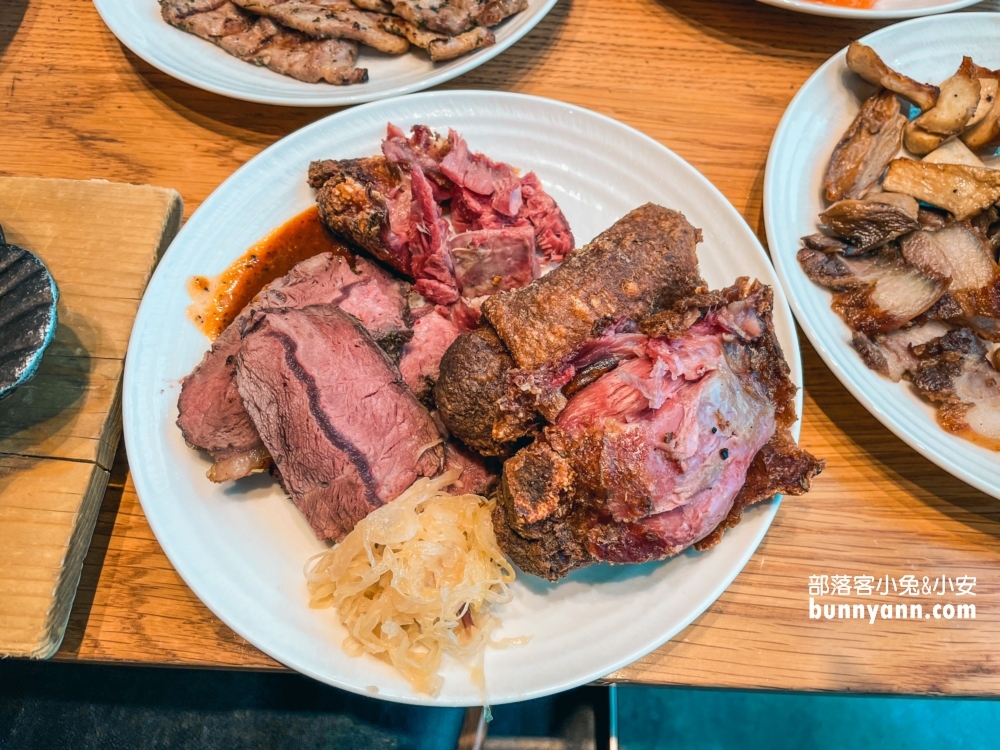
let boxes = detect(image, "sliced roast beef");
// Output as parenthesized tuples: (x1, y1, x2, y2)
(176, 252, 411, 482)
(442, 442, 499, 497)
(310, 156, 412, 275)
(494, 280, 823, 580)
(398, 304, 462, 401)
(482, 203, 704, 371)
(235, 305, 444, 542)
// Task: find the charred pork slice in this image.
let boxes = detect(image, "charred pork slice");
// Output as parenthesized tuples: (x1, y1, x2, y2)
(911, 328, 1000, 450)
(159, 0, 368, 84)
(390, 0, 527, 35)
(482, 203, 704, 371)
(177, 253, 410, 482)
(236, 305, 443, 542)
(310, 156, 412, 276)
(494, 280, 823, 580)
(231, 0, 410, 54)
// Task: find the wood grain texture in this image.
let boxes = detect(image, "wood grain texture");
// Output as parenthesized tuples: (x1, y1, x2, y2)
(2, 0, 999, 693)
(0, 178, 181, 658)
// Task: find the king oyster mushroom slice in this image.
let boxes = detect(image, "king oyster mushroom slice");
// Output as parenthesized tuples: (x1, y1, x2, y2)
(824, 89, 907, 202)
(846, 41, 939, 111)
(819, 195, 920, 252)
(922, 138, 986, 168)
(882, 159, 1000, 221)
(904, 66, 981, 155)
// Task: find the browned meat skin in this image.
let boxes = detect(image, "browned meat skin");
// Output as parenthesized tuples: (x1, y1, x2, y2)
(376, 16, 494, 61)
(160, 0, 368, 84)
(232, 0, 410, 54)
(482, 204, 704, 371)
(824, 90, 906, 202)
(310, 156, 412, 276)
(390, 0, 526, 34)
(495, 281, 823, 580)
(352, 0, 392, 10)
(851, 321, 951, 383)
(797, 244, 945, 335)
(236, 305, 444, 542)
(911, 328, 1000, 451)
(434, 325, 538, 456)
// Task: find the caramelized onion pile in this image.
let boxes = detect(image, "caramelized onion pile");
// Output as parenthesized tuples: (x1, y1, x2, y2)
(305, 470, 519, 695)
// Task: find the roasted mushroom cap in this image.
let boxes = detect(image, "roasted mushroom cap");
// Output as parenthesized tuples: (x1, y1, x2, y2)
(846, 41, 939, 111)
(883, 159, 1000, 221)
(819, 196, 920, 252)
(824, 90, 906, 202)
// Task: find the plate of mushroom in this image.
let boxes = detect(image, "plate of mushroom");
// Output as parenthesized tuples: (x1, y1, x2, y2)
(765, 13, 1000, 498)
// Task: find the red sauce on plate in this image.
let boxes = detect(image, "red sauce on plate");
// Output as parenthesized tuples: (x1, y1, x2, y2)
(187, 206, 352, 340)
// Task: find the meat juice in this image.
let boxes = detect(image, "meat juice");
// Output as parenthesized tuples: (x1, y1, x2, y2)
(187, 206, 352, 340)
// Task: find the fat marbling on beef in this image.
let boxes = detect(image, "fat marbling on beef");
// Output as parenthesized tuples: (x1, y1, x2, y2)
(493, 279, 824, 580)
(235, 304, 444, 542)
(177, 252, 410, 482)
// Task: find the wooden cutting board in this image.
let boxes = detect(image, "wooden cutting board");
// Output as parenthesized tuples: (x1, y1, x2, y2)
(0, 178, 182, 658)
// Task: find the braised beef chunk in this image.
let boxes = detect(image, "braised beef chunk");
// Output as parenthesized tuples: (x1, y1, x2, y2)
(310, 156, 412, 275)
(434, 325, 538, 456)
(482, 203, 704, 370)
(176, 252, 412, 482)
(236, 305, 443, 542)
(494, 280, 823, 580)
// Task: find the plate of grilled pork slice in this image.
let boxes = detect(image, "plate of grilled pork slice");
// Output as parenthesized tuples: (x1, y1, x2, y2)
(92, 0, 555, 105)
(124, 90, 822, 706)
(766, 14, 1000, 498)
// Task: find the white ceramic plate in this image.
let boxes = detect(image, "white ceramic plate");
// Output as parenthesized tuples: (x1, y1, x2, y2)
(125, 91, 804, 706)
(765, 14, 1000, 499)
(756, 0, 983, 19)
(91, 0, 556, 106)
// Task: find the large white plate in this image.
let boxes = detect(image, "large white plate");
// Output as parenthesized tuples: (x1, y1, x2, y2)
(757, 0, 983, 19)
(92, 0, 556, 106)
(125, 91, 804, 706)
(765, 14, 1000, 499)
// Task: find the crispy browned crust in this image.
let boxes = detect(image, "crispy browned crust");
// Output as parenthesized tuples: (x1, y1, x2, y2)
(310, 156, 408, 274)
(434, 325, 538, 456)
(482, 203, 704, 370)
(494, 279, 824, 580)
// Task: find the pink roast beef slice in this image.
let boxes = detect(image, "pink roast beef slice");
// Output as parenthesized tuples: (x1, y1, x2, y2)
(235, 305, 443, 542)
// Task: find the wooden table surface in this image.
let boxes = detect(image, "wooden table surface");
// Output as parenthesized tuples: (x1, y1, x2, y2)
(4, 0, 1000, 696)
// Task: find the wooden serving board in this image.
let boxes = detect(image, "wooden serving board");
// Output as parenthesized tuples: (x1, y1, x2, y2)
(0, 178, 182, 659)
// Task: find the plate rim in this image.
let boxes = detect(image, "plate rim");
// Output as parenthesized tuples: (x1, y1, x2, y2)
(755, 0, 983, 19)
(764, 12, 1000, 500)
(124, 89, 804, 705)
(91, 0, 558, 106)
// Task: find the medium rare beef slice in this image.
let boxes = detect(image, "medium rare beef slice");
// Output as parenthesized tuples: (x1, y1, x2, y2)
(495, 280, 823, 580)
(398, 304, 462, 401)
(311, 156, 412, 275)
(434, 325, 539, 456)
(482, 203, 704, 371)
(177, 252, 411, 483)
(235, 306, 443, 542)
(177, 322, 267, 478)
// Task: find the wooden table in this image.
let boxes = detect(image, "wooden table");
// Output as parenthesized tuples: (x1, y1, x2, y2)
(4, 0, 1000, 696)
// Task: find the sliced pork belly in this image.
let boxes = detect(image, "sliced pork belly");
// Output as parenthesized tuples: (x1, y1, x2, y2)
(177, 253, 410, 482)
(852, 320, 951, 382)
(450, 226, 538, 298)
(310, 156, 412, 275)
(911, 328, 1000, 450)
(494, 280, 823, 580)
(798, 244, 945, 334)
(236, 305, 443, 542)
(160, 0, 367, 84)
